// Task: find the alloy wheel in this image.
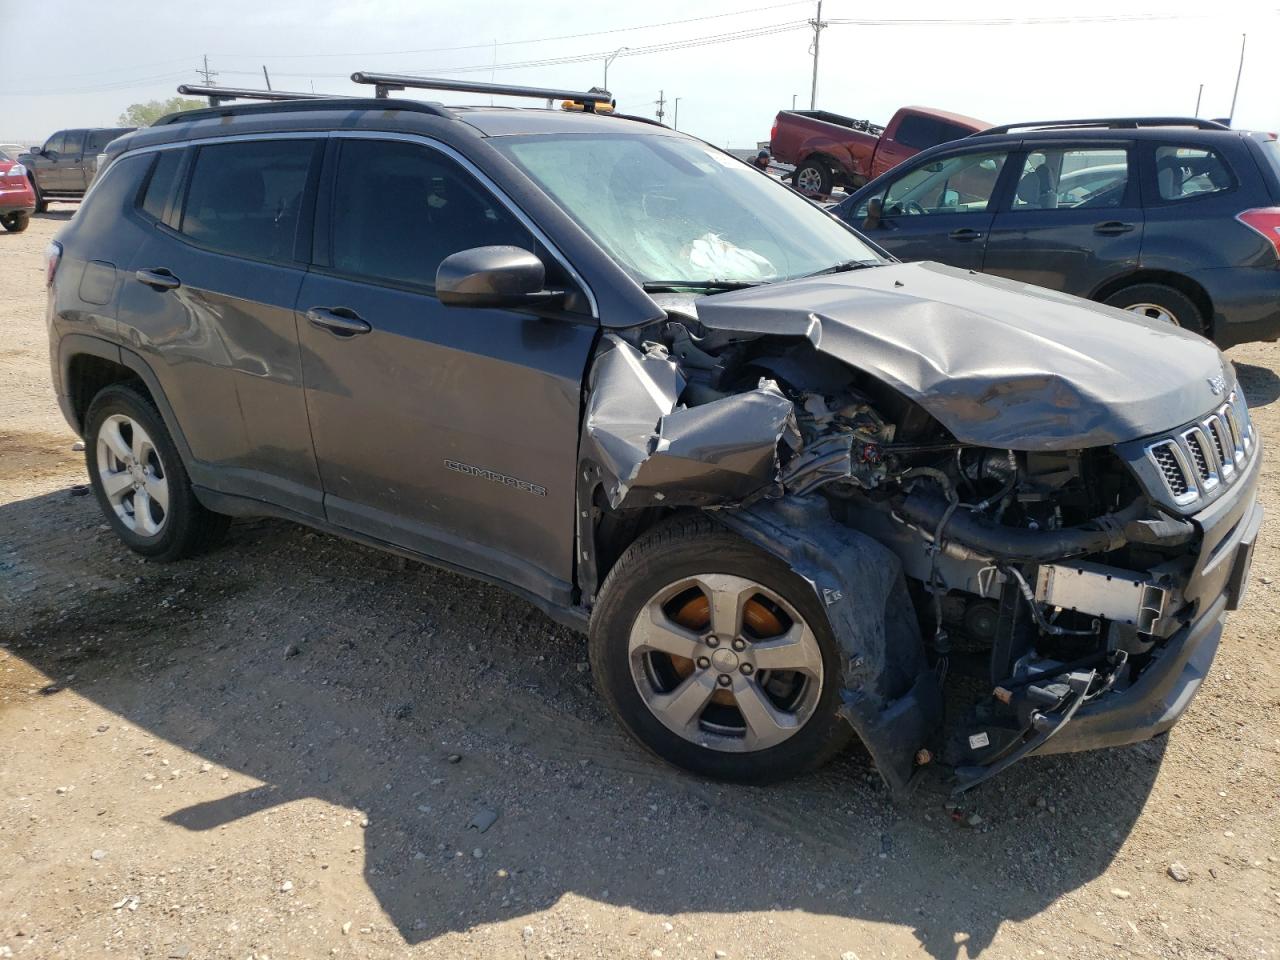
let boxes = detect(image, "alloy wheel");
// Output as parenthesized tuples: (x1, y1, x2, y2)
(96, 414, 169, 536)
(627, 573, 824, 753)
(796, 166, 824, 194)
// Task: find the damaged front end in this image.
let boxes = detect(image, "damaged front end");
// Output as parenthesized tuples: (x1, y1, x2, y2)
(577, 277, 1263, 794)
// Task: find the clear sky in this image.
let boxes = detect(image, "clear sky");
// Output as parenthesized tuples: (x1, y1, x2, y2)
(0, 0, 1275, 147)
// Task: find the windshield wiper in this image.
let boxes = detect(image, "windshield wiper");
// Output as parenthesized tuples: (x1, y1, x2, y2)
(797, 259, 880, 279)
(641, 279, 764, 293)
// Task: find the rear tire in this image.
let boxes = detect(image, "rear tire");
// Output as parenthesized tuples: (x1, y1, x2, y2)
(792, 159, 834, 197)
(589, 514, 853, 783)
(1103, 283, 1206, 336)
(84, 383, 229, 562)
(0, 212, 30, 233)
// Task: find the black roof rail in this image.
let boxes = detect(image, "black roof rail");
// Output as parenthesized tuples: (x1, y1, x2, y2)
(178, 84, 343, 106)
(156, 85, 454, 125)
(975, 116, 1231, 136)
(351, 72, 613, 111)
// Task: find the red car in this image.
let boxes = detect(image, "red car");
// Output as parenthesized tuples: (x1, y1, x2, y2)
(770, 105, 988, 197)
(0, 147, 36, 232)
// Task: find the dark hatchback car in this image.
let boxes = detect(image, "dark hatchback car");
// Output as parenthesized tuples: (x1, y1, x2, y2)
(834, 118, 1280, 348)
(46, 80, 1262, 795)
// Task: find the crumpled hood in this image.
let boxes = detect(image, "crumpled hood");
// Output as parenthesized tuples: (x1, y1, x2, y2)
(694, 261, 1233, 450)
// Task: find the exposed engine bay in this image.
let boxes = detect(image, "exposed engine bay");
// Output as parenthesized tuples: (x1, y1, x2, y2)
(577, 283, 1259, 793)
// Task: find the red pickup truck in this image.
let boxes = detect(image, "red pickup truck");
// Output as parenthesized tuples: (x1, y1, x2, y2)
(770, 106, 988, 196)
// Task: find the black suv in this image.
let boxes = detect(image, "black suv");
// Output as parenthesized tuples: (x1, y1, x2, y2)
(46, 79, 1263, 794)
(21, 127, 134, 210)
(835, 118, 1280, 348)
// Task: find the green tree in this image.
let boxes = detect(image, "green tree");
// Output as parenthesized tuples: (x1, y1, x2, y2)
(117, 97, 207, 127)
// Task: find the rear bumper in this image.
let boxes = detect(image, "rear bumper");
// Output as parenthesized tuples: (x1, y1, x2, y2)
(1194, 267, 1280, 348)
(0, 188, 35, 215)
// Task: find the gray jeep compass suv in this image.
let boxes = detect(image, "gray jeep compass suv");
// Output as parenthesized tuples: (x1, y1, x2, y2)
(46, 76, 1264, 794)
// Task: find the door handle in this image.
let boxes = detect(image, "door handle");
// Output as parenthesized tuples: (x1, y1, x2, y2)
(135, 268, 181, 291)
(1094, 220, 1136, 236)
(948, 228, 984, 242)
(306, 307, 371, 336)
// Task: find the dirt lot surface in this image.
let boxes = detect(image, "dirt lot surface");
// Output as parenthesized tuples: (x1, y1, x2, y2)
(1, 209, 1278, 960)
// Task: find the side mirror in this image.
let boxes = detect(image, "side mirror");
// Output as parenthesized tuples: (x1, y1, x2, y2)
(436, 246, 559, 309)
(863, 196, 884, 230)
(27, 147, 43, 157)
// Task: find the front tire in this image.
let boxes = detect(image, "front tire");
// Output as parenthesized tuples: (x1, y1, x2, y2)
(0, 212, 30, 233)
(84, 383, 229, 562)
(589, 515, 852, 783)
(1103, 283, 1206, 336)
(29, 178, 48, 214)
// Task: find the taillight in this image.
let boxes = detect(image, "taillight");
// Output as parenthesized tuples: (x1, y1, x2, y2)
(5, 162, 25, 178)
(1236, 207, 1280, 257)
(45, 241, 62, 288)
(770, 120, 778, 146)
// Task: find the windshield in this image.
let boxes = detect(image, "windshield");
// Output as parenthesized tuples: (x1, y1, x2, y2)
(492, 133, 881, 286)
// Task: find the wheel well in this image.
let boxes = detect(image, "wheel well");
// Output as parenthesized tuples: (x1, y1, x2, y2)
(1091, 270, 1214, 338)
(66, 354, 151, 433)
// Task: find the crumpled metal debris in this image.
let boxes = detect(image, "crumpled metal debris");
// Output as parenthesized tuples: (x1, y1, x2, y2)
(583, 335, 799, 510)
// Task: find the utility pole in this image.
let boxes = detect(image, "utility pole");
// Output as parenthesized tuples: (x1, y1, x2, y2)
(673, 97, 681, 131)
(196, 55, 218, 85)
(603, 46, 629, 91)
(655, 89, 666, 124)
(792, 94, 797, 110)
(808, 0, 826, 110)
(1194, 83, 1203, 117)
(262, 65, 272, 91)
(1228, 33, 1246, 125)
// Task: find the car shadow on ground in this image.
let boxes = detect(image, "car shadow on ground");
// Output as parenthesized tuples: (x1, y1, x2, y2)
(1233, 360, 1280, 408)
(34, 208, 75, 222)
(0, 486, 1164, 959)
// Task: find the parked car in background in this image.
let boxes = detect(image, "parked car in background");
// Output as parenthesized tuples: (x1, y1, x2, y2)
(0, 147, 36, 233)
(835, 117, 1280, 348)
(21, 127, 134, 211)
(46, 81, 1261, 794)
(770, 106, 987, 196)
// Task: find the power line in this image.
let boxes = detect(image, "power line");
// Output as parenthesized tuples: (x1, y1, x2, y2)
(206, 1, 813, 59)
(826, 13, 1214, 26)
(219, 21, 810, 80)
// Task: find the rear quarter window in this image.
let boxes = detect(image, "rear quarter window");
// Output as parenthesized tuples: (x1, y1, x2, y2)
(138, 150, 183, 222)
(1154, 145, 1234, 201)
(1256, 139, 1280, 188)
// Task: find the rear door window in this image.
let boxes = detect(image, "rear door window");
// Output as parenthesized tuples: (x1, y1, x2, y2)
(325, 138, 533, 291)
(1011, 147, 1129, 210)
(1154, 145, 1233, 200)
(86, 129, 120, 154)
(178, 138, 318, 263)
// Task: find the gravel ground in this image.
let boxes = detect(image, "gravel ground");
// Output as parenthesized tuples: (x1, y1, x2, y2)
(1, 208, 1278, 960)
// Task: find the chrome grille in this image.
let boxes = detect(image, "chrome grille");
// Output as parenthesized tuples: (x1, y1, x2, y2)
(1143, 391, 1254, 510)
(1150, 442, 1190, 498)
